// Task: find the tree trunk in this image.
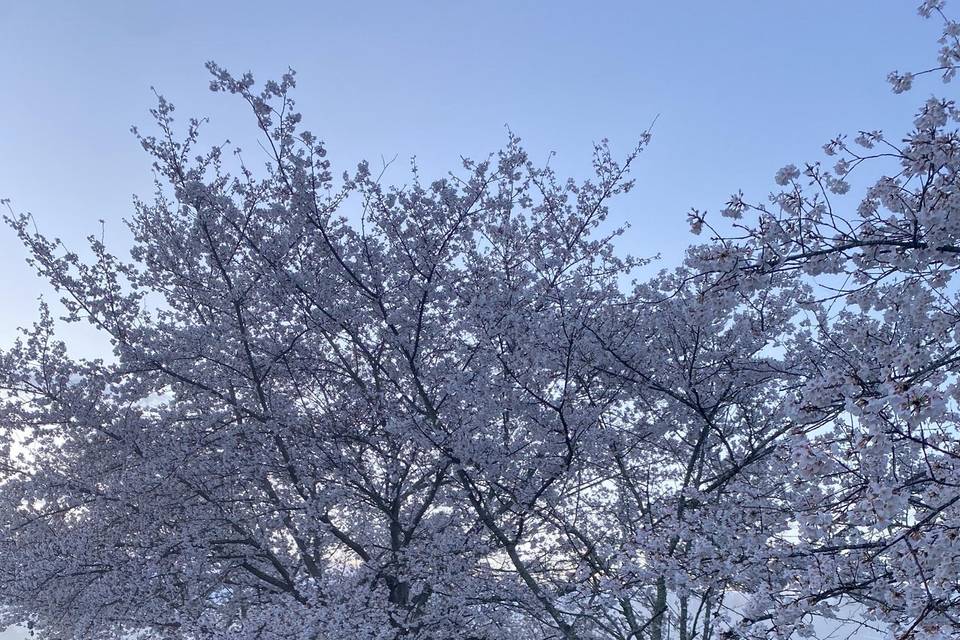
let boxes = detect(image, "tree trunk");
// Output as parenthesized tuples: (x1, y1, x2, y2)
(702, 593, 713, 640)
(679, 594, 688, 640)
(650, 576, 668, 640)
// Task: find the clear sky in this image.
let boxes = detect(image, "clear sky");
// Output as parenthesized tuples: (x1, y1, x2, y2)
(0, 3, 942, 636)
(0, 1, 943, 361)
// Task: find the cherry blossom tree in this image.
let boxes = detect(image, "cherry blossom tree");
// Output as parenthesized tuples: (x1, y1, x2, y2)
(2, 3, 960, 640)
(686, 2, 960, 637)
(0, 61, 653, 639)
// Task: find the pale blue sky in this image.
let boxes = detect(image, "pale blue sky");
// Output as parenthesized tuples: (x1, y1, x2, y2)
(0, 3, 942, 636)
(0, 1, 941, 362)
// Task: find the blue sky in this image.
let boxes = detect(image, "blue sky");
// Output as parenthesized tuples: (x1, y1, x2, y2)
(0, 1, 943, 362)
